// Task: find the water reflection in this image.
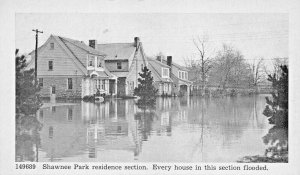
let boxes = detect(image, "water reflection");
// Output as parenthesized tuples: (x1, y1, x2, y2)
(16, 95, 275, 162)
(16, 115, 42, 162)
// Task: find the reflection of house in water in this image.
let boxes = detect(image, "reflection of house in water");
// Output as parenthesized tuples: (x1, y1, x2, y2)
(154, 97, 190, 134)
(82, 100, 144, 159)
(37, 96, 201, 161)
(38, 104, 86, 161)
(37, 100, 146, 161)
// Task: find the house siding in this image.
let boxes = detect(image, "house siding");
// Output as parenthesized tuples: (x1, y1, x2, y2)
(126, 48, 145, 96)
(105, 60, 129, 72)
(33, 37, 85, 76)
(62, 40, 89, 67)
(38, 76, 82, 98)
(154, 82, 172, 96)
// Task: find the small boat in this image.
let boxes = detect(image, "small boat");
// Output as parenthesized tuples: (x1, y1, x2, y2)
(95, 96, 104, 103)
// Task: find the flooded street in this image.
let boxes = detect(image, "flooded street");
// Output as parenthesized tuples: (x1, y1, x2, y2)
(16, 95, 273, 162)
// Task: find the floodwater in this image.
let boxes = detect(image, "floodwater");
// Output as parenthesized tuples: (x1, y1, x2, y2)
(16, 95, 274, 162)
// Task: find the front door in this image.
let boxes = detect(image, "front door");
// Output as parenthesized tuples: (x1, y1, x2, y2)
(50, 86, 56, 102)
(109, 80, 115, 95)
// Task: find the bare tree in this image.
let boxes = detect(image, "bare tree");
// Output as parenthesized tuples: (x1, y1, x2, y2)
(249, 58, 265, 91)
(210, 44, 249, 89)
(191, 35, 214, 96)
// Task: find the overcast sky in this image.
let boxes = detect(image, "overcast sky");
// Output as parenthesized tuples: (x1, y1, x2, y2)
(16, 13, 288, 66)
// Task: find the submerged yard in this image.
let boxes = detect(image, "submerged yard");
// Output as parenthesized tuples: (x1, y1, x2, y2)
(16, 95, 284, 162)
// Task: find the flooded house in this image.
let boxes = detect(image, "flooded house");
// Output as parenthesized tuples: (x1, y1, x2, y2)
(146, 57, 173, 96)
(28, 35, 118, 99)
(95, 37, 148, 97)
(28, 34, 192, 99)
(155, 56, 193, 96)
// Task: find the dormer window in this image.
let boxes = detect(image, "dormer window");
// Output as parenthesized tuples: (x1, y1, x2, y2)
(88, 55, 95, 67)
(162, 68, 169, 78)
(97, 57, 102, 67)
(89, 60, 93, 66)
(117, 62, 122, 69)
(50, 43, 54, 50)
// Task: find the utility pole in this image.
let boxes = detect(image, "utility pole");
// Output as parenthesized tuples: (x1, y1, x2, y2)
(32, 29, 43, 87)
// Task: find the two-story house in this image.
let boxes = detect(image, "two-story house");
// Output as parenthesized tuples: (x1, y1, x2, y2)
(95, 37, 148, 96)
(28, 35, 118, 99)
(158, 56, 192, 96)
(146, 57, 173, 96)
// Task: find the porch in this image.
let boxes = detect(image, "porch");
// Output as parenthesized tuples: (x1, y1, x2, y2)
(82, 77, 117, 98)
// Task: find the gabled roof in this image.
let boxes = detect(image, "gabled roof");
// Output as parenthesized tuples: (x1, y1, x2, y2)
(59, 36, 106, 56)
(28, 35, 109, 75)
(147, 57, 173, 83)
(96, 43, 136, 60)
(161, 59, 189, 71)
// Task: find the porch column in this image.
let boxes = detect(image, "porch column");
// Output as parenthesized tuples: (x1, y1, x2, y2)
(114, 79, 118, 96)
(125, 80, 128, 96)
(105, 79, 109, 95)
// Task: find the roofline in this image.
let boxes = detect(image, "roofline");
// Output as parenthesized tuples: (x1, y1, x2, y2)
(97, 42, 132, 45)
(56, 35, 106, 56)
(161, 58, 188, 71)
(147, 57, 171, 68)
(52, 35, 87, 75)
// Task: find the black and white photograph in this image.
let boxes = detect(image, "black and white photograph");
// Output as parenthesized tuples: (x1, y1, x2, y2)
(1, 0, 300, 174)
(15, 13, 288, 163)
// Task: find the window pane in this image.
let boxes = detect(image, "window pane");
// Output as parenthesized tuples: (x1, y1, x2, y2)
(68, 78, 72, 89)
(102, 80, 105, 90)
(49, 61, 53, 70)
(89, 56, 94, 66)
(52, 86, 56, 94)
(97, 57, 102, 67)
(117, 62, 122, 69)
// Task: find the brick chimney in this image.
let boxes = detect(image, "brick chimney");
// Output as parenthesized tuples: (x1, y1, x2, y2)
(89, 40, 96, 49)
(134, 37, 140, 47)
(157, 55, 162, 62)
(167, 56, 172, 75)
(167, 56, 172, 67)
